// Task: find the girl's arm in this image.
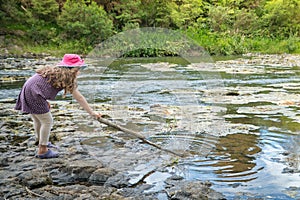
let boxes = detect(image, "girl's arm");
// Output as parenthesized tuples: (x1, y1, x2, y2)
(72, 89, 101, 118)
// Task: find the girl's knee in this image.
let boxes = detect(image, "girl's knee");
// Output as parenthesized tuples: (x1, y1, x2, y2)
(36, 112, 53, 126)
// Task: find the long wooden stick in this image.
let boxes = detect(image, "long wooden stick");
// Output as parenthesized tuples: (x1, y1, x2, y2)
(96, 117, 184, 157)
(25, 187, 45, 198)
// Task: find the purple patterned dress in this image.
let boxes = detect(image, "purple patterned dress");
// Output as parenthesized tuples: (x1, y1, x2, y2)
(15, 74, 62, 114)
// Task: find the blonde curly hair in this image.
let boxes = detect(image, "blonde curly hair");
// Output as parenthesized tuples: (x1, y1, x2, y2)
(36, 66, 79, 97)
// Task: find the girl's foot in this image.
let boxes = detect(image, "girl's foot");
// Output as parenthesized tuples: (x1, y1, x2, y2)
(46, 142, 59, 149)
(36, 149, 59, 159)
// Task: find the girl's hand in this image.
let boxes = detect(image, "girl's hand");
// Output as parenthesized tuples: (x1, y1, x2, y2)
(91, 112, 102, 119)
(47, 101, 51, 109)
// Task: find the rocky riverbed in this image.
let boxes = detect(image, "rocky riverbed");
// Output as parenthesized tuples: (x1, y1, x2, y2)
(1, 53, 300, 199)
(0, 54, 226, 200)
(0, 99, 225, 200)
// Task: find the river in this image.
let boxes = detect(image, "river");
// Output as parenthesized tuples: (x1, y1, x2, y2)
(1, 54, 300, 199)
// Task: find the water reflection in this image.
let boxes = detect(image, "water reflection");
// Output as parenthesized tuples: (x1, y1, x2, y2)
(182, 133, 262, 183)
(211, 134, 261, 178)
(176, 128, 300, 198)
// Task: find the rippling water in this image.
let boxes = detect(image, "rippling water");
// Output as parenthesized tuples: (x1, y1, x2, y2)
(2, 56, 300, 199)
(177, 131, 300, 198)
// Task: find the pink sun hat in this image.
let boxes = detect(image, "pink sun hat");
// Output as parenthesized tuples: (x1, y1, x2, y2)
(57, 54, 87, 68)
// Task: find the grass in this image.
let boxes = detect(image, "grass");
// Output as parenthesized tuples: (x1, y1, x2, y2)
(187, 29, 300, 56)
(1, 28, 300, 57)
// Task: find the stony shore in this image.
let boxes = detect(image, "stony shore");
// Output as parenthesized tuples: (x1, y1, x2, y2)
(0, 98, 226, 199)
(0, 54, 226, 200)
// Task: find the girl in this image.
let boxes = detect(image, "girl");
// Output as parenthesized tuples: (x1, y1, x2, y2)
(15, 54, 101, 159)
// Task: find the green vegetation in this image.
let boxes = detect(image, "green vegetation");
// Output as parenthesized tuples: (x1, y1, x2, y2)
(0, 0, 299, 56)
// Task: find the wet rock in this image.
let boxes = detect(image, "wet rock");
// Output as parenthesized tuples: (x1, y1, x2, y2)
(88, 185, 118, 198)
(0, 109, 19, 117)
(20, 162, 38, 171)
(105, 173, 131, 188)
(284, 186, 300, 199)
(18, 169, 53, 189)
(165, 180, 225, 200)
(0, 132, 8, 139)
(63, 159, 101, 182)
(33, 184, 120, 200)
(166, 174, 184, 181)
(282, 167, 300, 174)
(1, 184, 26, 200)
(89, 167, 117, 185)
(0, 156, 9, 167)
(0, 98, 16, 103)
(0, 144, 9, 152)
(225, 91, 239, 96)
(116, 186, 157, 200)
(0, 75, 28, 83)
(127, 165, 157, 186)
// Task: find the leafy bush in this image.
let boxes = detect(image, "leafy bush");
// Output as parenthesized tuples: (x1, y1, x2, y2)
(233, 9, 260, 35)
(109, 0, 142, 31)
(57, 0, 113, 46)
(0, 0, 27, 23)
(30, 0, 59, 23)
(2, 0, 300, 56)
(27, 23, 58, 45)
(207, 5, 233, 32)
(170, 0, 203, 29)
(261, 0, 300, 37)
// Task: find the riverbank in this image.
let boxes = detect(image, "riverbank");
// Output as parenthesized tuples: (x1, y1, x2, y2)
(1, 30, 300, 57)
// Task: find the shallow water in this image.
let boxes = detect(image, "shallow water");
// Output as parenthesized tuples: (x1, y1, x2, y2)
(178, 130, 300, 199)
(2, 56, 300, 199)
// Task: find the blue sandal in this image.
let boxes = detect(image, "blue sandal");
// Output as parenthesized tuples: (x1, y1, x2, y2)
(46, 142, 59, 149)
(36, 149, 59, 159)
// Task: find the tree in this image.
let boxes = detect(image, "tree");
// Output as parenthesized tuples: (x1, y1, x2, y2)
(57, 0, 113, 44)
(30, 0, 59, 23)
(0, 0, 26, 23)
(261, 0, 300, 37)
(170, 0, 203, 29)
(109, 0, 142, 31)
(233, 9, 259, 35)
(207, 5, 233, 32)
(140, 0, 173, 27)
